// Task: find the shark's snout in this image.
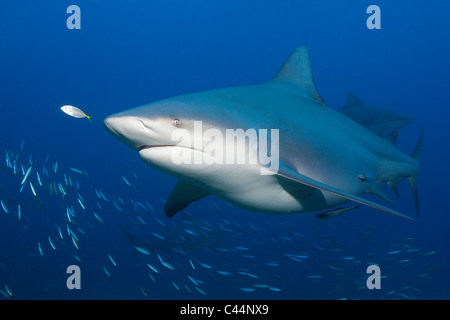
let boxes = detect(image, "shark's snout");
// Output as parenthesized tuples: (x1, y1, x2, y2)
(103, 115, 121, 136)
(104, 115, 150, 150)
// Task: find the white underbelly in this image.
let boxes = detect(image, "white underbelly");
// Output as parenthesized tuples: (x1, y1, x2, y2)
(139, 146, 350, 214)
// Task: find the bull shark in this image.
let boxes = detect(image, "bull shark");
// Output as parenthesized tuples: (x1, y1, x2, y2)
(339, 92, 416, 136)
(104, 47, 423, 219)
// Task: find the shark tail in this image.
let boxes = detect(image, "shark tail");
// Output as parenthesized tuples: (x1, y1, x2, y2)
(408, 129, 424, 216)
(386, 129, 424, 216)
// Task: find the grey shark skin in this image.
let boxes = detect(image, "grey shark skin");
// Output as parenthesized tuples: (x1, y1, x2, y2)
(104, 47, 422, 219)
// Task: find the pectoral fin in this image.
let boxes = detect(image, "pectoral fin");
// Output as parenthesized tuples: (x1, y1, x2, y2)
(165, 180, 211, 218)
(266, 164, 412, 220)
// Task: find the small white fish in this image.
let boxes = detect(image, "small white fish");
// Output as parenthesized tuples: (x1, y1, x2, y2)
(268, 286, 282, 292)
(61, 105, 91, 121)
(1, 200, 9, 214)
(151, 232, 165, 240)
(147, 264, 160, 273)
(239, 287, 255, 293)
(195, 287, 206, 295)
(315, 205, 359, 219)
(71, 236, 79, 249)
(155, 218, 166, 226)
(77, 197, 85, 210)
(4, 284, 13, 297)
(187, 275, 199, 286)
(238, 272, 259, 279)
(135, 201, 148, 211)
(0, 289, 10, 299)
(69, 167, 83, 174)
(5, 151, 11, 167)
(289, 257, 304, 263)
(284, 254, 309, 259)
(184, 229, 198, 236)
(157, 254, 175, 270)
(36, 172, 42, 186)
(108, 254, 117, 266)
(70, 229, 79, 241)
(103, 266, 111, 278)
(38, 242, 43, 256)
(264, 262, 279, 267)
(66, 208, 72, 223)
(21, 166, 32, 185)
(121, 176, 131, 186)
(306, 275, 322, 279)
(58, 226, 64, 240)
(387, 290, 396, 295)
(92, 212, 104, 224)
(196, 260, 212, 269)
(184, 284, 192, 294)
(136, 215, 146, 225)
(48, 236, 56, 250)
(17, 204, 22, 221)
(99, 191, 108, 202)
(329, 265, 345, 271)
(135, 246, 151, 255)
(29, 182, 36, 196)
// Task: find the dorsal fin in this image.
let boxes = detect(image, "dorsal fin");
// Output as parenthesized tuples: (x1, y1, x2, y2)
(270, 47, 326, 106)
(343, 92, 365, 108)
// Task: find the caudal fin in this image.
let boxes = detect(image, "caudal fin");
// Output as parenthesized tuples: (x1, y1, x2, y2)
(409, 129, 424, 216)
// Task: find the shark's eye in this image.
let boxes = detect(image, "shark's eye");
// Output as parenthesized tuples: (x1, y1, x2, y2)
(173, 118, 182, 127)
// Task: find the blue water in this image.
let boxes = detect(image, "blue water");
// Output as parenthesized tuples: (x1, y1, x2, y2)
(0, 1, 449, 300)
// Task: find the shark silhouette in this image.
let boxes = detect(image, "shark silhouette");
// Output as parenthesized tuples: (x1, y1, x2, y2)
(339, 92, 416, 136)
(104, 47, 423, 219)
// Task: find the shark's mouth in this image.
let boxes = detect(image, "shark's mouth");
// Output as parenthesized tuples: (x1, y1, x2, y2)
(137, 144, 205, 168)
(137, 145, 175, 151)
(137, 145, 200, 152)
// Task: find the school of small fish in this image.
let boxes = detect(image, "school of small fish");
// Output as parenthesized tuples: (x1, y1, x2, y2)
(0, 141, 444, 299)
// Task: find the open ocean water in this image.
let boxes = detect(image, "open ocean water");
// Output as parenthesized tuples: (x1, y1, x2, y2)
(0, 1, 449, 301)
